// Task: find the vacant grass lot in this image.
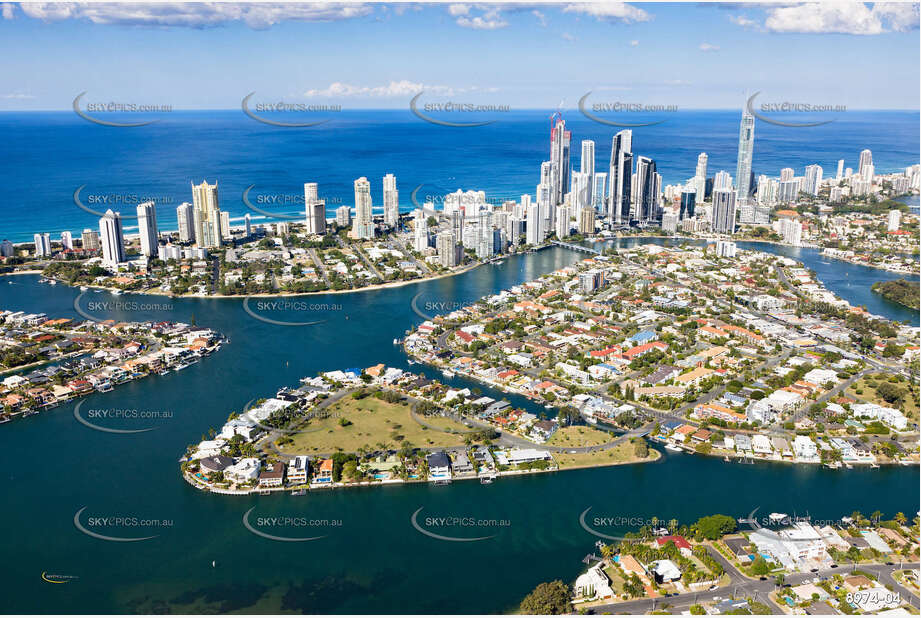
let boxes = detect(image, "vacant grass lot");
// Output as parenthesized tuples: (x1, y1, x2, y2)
(546, 425, 615, 448)
(551, 441, 660, 469)
(281, 395, 470, 455)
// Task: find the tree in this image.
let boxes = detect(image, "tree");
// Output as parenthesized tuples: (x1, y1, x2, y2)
(750, 555, 770, 576)
(691, 514, 737, 540)
(519, 581, 572, 615)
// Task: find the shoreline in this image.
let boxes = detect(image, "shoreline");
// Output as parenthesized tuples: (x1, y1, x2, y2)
(182, 448, 660, 496)
(14, 252, 534, 300)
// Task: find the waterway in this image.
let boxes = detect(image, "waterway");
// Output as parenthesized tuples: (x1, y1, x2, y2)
(0, 243, 917, 614)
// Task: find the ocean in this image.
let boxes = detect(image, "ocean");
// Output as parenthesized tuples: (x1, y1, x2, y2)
(0, 109, 918, 242)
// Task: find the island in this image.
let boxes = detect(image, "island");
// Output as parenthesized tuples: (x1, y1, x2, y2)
(872, 279, 920, 311)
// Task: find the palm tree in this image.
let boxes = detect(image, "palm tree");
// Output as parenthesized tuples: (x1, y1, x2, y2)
(894, 512, 906, 526)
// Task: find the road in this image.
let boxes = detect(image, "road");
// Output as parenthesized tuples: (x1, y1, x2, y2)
(589, 560, 920, 615)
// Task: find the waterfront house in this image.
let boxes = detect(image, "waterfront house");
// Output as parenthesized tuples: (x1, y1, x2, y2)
(314, 458, 333, 483)
(258, 462, 286, 487)
(426, 451, 451, 480)
(529, 419, 558, 443)
(656, 535, 692, 558)
(650, 559, 681, 583)
(287, 456, 309, 485)
(225, 457, 261, 483)
(199, 455, 235, 475)
(450, 451, 474, 475)
(573, 562, 614, 602)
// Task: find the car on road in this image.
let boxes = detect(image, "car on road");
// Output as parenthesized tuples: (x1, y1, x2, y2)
(810, 568, 819, 573)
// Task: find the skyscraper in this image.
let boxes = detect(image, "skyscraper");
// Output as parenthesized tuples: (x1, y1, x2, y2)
(352, 177, 374, 239)
(607, 130, 633, 225)
(81, 229, 100, 252)
(714, 170, 733, 191)
(304, 183, 326, 236)
(99, 209, 126, 266)
(580, 140, 595, 206)
(526, 201, 544, 245)
(383, 173, 399, 227)
(176, 202, 195, 243)
(437, 229, 458, 267)
(592, 172, 607, 212)
(549, 114, 571, 206)
(858, 149, 873, 179)
(61, 230, 73, 251)
(243, 213, 252, 237)
(634, 156, 658, 223)
(578, 206, 595, 235)
(679, 189, 696, 220)
(413, 212, 429, 252)
(836, 159, 845, 180)
(695, 152, 708, 199)
(804, 165, 823, 196)
(712, 189, 737, 235)
(191, 180, 222, 249)
(137, 201, 159, 257)
(33, 233, 51, 257)
(735, 106, 755, 201)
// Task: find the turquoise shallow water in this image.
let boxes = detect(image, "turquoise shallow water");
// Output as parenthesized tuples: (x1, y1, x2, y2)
(0, 244, 917, 613)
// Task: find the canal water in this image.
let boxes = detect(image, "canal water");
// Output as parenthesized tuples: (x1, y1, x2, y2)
(0, 243, 917, 613)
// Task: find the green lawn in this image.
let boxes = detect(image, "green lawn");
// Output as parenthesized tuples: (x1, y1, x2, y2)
(847, 374, 919, 421)
(279, 396, 469, 455)
(552, 442, 660, 469)
(547, 425, 615, 448)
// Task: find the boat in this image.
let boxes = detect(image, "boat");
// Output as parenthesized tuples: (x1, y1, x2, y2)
(393, 338, 403, 345)
(480, 475, 495, 485)
(111, 289, 122, 295)
(290, 489, 307, 496)
(48, 279, 56, 285)
(723, 456, 731, 462)
(157, 368, 170, 376)
(665, 443, 683, 452)
(870, 463, 880, 469)
(79, 286, 88, 291)
(96, 382, 113, 393)
(845, 463, 853, 469)
(441, 369, 455, 378)
(173, 362, 190, 371)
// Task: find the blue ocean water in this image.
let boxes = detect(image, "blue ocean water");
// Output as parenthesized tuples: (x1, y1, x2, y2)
(0, 109, 918, 243)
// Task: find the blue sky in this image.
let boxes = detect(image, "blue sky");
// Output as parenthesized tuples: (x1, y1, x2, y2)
(1, 2, 919, 111)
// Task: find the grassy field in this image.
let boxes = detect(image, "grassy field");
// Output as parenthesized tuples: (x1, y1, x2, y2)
(547, 425, 615, 448)
(280, 395, 470, 454)
(551, 441, 660, 469)
(846, 374, 919, 421)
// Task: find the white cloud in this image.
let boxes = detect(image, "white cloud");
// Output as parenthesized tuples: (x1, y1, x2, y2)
(16, 2, 372, 29)
(1, 3, 15, 19)
(448, 4, 470, 17)
(630, 39, 639, 46)
(561, 31, 575, 41)
(562, 2, 651, 23)
(872, 2, 920, 32)
(728, 14, 760, 29)
(532, 9, 547, 26)
(764, 2, 884, 34)
(0, 92, 35, 99)
(728, 2, 918, 35)
(454, 6, 508, 29)
(303, 81, 488, 98)
(699, 42, 719, 51)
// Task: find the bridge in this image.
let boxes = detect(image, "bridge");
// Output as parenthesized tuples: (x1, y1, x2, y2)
(549, 240, 602, 255)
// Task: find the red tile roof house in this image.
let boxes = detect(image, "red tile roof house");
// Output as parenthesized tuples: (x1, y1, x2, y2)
(622, 341, 668, 360)
(454, 330, 475, 344)
(656, 535, 693, 557)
